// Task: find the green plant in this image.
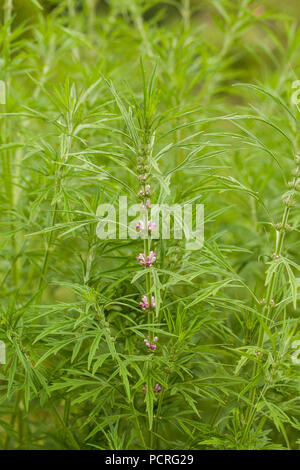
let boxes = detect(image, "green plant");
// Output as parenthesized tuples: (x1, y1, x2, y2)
(0, 0, 299, 450)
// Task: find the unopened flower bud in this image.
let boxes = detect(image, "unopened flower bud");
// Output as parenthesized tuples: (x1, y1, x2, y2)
(283, 196, 296, 207)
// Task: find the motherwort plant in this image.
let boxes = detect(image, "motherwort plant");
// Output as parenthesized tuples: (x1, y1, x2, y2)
(0, 0, 299, 452)
(107, 66, 165, 436)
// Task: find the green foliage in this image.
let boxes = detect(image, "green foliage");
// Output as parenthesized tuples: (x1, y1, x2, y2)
(0, 0, 299, 450)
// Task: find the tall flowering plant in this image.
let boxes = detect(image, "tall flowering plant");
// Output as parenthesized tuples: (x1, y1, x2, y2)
(134, 76, 161, 394)
(107, 65, 163, 412)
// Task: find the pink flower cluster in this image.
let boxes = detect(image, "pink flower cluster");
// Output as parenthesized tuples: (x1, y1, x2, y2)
(147, 221, 156, 231)
(142, 383, 162, 393)
(136, 220, 157, 233)
(138, 183, 151, 209)
(136, 220, 145, 232)
(136, 251, 156, 267)
(138, 184, 151, 198)
(143, 199, 151, 209)
(144, 336, 158, 351)
(139, 295, 156, 310)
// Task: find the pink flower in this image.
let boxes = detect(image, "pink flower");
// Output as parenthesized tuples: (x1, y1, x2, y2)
(145, 184, 151, 195)
(136, 251, 156, 267)
(136, 220, 156, 233)
(137, 253, 146, 265)
(144, 335, 158, 351)
(147, 221, 156, 232)
(142, 383, 162, 393)
(136, 220, 145, 232)
(140, 199, 151, 209)
(147, 251, 156, 266)
(139, 296, 156, 310)
(139, 296, 150, 310)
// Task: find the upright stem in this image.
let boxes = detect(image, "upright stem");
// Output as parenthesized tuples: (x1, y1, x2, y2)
(52, 404, 80, 450)
(181, 0, 190, 31)
(130, 3, 153, 57)
(38, 201, 58, 292)
(153, 372, 169, 449)
(144, 236, 152, 334)
(139, 128, 154, 332)
(67, 0, 76, 16)
(38, 132, 72, 296)
(130, 401, 147, 449)
(3, 0, 13, 30)
(84, 0, 96, 39)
